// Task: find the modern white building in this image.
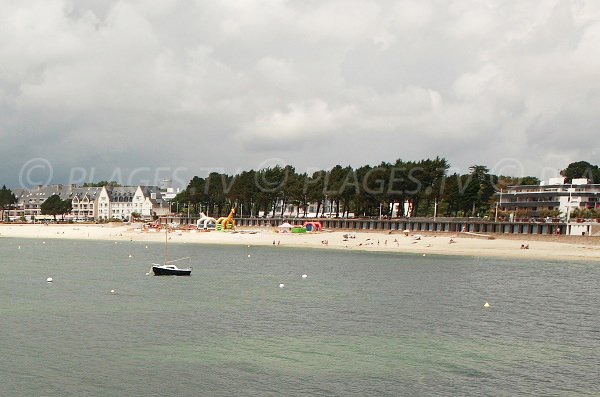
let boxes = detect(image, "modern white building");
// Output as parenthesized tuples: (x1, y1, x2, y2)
(160, 179, 180, 202)
(498, 177, 600, 236)
(498, 177, 600, 218)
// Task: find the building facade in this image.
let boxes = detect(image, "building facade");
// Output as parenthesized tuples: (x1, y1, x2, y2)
(498, 177, 600, 219)
(10, 184, 170, 221)
(97, 185, 169, 220)
(11, 185, 101, 221)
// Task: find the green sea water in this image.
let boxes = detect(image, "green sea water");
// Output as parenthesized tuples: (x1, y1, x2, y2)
(0, 237, 598, 396)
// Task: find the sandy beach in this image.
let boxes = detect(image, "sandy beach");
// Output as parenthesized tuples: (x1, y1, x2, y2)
(1, 223, 599, 262)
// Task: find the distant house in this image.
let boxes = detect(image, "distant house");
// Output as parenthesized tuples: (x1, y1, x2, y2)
(137, 185, 170, 218)
(69, 187, 102, 220)
(98, 186, 134, 220)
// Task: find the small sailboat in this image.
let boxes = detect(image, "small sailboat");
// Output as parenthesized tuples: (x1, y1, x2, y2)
(151, 226, 192, 276)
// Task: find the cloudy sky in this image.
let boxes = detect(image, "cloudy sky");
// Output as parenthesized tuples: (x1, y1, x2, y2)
(1, 0, 599, 188)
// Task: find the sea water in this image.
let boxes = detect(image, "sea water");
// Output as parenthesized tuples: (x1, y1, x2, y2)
(0, 237, 598, 396)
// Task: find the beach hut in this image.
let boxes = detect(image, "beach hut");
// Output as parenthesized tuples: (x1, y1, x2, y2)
(277, 222, 293, 233)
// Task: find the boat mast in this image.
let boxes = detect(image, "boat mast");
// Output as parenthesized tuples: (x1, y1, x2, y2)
(164, 225, 168, 266)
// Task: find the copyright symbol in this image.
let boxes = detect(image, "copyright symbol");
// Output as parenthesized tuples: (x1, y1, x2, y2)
(490, 158, 524, 182)
(19, 158, 53, 188)
(254, 158, 289, 193)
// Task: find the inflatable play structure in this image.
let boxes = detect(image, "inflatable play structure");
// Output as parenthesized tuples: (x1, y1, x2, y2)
(277, 222, 307, 233)
(277, 222, 293, 233)
(303, 221, 322, 233)
(196, 212, 217, 230)
(216, 208, 236, 231)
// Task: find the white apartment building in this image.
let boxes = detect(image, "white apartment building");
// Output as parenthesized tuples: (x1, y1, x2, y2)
(97, 185, 169, 220)
(498, 177, 600, 219)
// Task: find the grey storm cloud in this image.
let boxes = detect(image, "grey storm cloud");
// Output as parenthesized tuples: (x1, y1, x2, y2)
(1, 0, 599, 188)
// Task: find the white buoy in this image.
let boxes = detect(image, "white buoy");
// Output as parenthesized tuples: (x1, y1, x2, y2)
(145, 245, 148, 249)
(145, 272, 150, 275)
(42, 241, 46, 244)
(423, 254, 426, 256)
(247, 245, 251, 248)
(302, 274, 308, 279)
(279, 283, 285, 288)
(110, 289, 115, 294)
(115, 241, 118, 244)
(248, 254, 251, 258)
(128, 254, 132, 258)
(18, 246, 21, 249)
(46, 277, 53, 283)
(483, 302, 490, 308)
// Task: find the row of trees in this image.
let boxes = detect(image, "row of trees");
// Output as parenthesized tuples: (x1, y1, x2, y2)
(172, 159, 600, 219)
(1, 159, 597, 221)
(172, 158, 543, 219)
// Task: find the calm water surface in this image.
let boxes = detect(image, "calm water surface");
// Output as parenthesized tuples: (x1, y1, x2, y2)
(0, 237, 598, 396)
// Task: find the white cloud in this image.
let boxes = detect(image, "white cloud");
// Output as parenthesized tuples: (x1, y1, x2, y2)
(1, 0, 600, 187)
(239, 99, 355, 143)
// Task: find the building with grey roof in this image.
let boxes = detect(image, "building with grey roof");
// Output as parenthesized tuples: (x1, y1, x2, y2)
(10, 184, 170, 221)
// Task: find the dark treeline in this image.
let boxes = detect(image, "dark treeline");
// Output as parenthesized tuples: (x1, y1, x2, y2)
(173, 157, 548, 219)
(1, 160, 596, 221)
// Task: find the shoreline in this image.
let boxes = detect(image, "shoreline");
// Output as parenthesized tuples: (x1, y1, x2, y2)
(1, 224, 599, 262)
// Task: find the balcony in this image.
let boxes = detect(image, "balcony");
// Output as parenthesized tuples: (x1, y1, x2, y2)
(500, 201, 559, 208)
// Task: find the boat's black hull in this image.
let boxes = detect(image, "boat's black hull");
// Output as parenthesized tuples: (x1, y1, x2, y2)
(152, 266, 192, 276)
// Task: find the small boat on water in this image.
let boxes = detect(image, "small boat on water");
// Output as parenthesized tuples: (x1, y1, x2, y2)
(151, 263, 192, 276)
(150, 226, 193, 276)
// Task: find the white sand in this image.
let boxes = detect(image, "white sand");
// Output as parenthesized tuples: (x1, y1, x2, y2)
(1, 223, 599, 261)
